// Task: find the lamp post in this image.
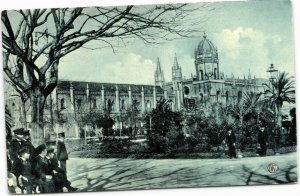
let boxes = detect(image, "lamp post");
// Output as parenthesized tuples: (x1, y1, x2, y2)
(266, 64, 279, 154)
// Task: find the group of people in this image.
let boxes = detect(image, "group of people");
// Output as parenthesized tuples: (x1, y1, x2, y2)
(225, 126, 268, 159)
(7, 128, 78, 194)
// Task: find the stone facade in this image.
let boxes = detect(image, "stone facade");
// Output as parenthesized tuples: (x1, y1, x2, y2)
(5, 35, 268, 138)
(45, 81, 169, 137)
(155, 35, 266, 111)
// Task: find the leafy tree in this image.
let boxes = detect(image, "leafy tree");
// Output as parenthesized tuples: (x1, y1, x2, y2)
(2, 4, 209, 145)
(264, 72, 295, 128)
(125, 100, 141, 138)
(77, 105, 114, 136)
(145, 99, 183, 153)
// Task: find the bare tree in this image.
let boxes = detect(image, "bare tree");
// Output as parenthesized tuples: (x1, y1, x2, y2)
(2, 3, 211, 145)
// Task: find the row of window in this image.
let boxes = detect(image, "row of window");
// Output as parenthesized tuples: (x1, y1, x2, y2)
(59, 98, 154, 111)
(198, 91, 243, 103)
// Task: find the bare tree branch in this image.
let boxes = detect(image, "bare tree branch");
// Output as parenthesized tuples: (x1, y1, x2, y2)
(2, 3, 211, 142)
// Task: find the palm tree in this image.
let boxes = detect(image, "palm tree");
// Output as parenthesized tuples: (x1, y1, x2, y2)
(229, 91, 263, 126)
(265, 72, 295, 127)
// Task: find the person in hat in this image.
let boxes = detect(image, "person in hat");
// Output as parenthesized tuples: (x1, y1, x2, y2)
(35, 144, 55, 193)
(22, 130, 35, 156)
(9, 128, 26, 161)
(258, 126, 268, 157)
(45, 147, 63, 192)
(46, 147, 78, 192)
(57, 132, 69, 175)
(226, 129, 237, 159)
(18, 147, 39, 194)
(9, 128, 27, 188)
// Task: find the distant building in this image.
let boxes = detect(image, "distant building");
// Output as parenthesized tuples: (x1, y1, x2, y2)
(157, 35, 266, 111)
(6, 35, 269, 138)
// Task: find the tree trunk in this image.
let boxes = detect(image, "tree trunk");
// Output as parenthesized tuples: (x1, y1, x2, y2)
(277, 104, 283, 128)
(20, 100, 27, 128)
(30, 88, 46, 147)
(49, 93, 54, 131)
(239, 115, 243, 127)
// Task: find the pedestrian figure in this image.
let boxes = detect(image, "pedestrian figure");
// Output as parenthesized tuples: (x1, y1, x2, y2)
(18, 147, 39, 194)
(10, 128, 26, 161)
(22, 130, 35, 157)
(10, 128, 29, 191)
(46, 147, 78, 192)
(35, 144, 55, 193)
(226, 129, 237, 159)
(258, 127, 268, 157)
(57, 132, 68, 175)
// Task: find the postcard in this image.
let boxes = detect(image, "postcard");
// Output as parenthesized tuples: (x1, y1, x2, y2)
(2, 0, 297, 194)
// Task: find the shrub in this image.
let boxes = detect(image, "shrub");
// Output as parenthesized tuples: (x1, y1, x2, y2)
(70, 141, 101, 152)
(184, 135, 198, 152)
(101, 137, 131, 154)
(147, 133, 168, 153)
(145, 99, 184, 153)
(165, 129, 185, 153)
(129, 143, 148, 153)
(127, 143, 150, 158)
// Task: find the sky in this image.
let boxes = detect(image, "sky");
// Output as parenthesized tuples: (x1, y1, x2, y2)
(56, 0, 295, 85)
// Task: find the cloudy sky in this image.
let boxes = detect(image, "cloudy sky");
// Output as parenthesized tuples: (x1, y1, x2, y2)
(58, 0, 295, 85)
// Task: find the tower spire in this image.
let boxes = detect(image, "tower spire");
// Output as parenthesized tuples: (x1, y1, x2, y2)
(156, 57, 162, 74)
(154, 57, 165, 87)
(248, 69, 251, 79)
(172, 53, 182, 81)
(173, 53, 179, 69)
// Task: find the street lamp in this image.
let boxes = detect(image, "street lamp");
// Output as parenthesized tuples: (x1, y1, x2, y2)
(267, 64, 278, 82)
(266, 64, 279, 154)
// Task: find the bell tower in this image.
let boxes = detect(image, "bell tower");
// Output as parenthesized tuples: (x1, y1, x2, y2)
(195, 34, 219, 80)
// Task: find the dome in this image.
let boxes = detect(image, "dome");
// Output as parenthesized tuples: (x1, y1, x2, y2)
(196, 35, 218, 56)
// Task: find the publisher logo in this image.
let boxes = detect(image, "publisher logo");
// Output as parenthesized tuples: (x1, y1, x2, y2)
(268, 163, 278, 173)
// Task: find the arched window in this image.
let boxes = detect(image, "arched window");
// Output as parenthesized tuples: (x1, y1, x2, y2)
(146, 100, 151, 111)
(216, 90, 220, 102)
(92, 99, 97, 108)
(121, 99, 125, 110)
(226, 91, 229, 104)
(214, 68, 217, 79)
(107, 99, 114, 112)
(200, 70, 204, 80)
(237, 91, 243, 104)
(183, 86, 190, 95)
(60, 99, 65, 109)
(200, 93, 204, 103)
(77, 99, 82, 110)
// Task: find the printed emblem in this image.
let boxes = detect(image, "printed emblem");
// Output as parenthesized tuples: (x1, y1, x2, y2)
(268, 163, 279, 173)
